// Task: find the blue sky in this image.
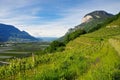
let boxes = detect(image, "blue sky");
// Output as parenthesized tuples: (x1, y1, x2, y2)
(0, 0, 120, 37)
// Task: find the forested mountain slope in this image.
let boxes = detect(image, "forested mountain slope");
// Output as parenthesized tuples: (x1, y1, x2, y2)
(59, 11, 113, 42)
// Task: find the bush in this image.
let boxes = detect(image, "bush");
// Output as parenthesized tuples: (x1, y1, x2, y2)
(45, 41, 65, 53)
(112, 70, 120, 80)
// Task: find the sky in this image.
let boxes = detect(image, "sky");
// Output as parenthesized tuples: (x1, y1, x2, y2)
(0, 0, 120, 37)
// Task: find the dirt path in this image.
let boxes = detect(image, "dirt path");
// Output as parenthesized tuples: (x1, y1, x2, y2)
(109, 39, 120, 56)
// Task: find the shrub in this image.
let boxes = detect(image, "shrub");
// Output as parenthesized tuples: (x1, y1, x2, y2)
(45, 41, 65, 53)
(112, 70, 120, 80)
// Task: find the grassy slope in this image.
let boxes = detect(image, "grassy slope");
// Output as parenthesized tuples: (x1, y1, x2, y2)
(4, 29, 120, 79)
(1, 15, 120, 80)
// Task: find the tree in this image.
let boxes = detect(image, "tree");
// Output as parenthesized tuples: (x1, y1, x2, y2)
(45, 41, 65, 53)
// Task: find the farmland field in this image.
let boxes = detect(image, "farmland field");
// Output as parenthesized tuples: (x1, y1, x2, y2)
(0, 42, 49, 65)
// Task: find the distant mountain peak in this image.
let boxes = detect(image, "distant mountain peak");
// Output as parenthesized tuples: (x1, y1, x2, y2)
(0, 23, 40, 42)
(81, 10, 113, 23)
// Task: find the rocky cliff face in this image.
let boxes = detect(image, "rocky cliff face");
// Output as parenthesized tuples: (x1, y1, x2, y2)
(81, 15, 93, 23)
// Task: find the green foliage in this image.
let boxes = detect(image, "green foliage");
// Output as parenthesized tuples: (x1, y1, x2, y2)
(88, 23, 102, 32)
(45, 41, 65, 53)
(112, 70, 120, 80)
(64, 29, 86, 44)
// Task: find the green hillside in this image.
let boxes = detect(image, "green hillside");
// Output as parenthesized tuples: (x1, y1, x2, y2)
(0, 13, 120, 80)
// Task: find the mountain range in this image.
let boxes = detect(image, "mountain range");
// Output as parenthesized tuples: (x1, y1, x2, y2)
(0, 23, 39, 42)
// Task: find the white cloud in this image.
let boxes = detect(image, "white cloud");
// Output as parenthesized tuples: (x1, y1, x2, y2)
(18, 24, 68, 37)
